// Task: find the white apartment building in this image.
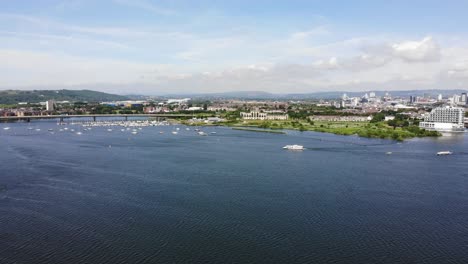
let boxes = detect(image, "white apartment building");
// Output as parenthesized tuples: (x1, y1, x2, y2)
(419, 106, 465, 132)
(241, 111, 288, 120)
(46, 100, 55, 111)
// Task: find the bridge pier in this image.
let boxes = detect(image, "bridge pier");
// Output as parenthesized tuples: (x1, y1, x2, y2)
(26, 118, 30, 123)
(93, 116, 96, 122)
(60, 117, 64, 123)
(125, 116, 128, 121)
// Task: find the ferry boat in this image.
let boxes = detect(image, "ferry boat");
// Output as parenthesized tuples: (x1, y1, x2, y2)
(437, 151, 453, 156)
(283, 145, 304, 150)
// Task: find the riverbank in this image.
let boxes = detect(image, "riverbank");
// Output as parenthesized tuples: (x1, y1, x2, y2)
(231, 127, 286, 134)
(219, 120, 441, 141)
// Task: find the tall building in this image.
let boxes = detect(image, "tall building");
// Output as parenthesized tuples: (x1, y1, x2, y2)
(461, 92, 467, 104)
(437, 94, 443, 101)
(419, 106, 465, 132)
(46, 100, 55, 111)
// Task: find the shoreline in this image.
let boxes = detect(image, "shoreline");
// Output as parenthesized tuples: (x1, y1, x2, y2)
(180, 119, 442, 141)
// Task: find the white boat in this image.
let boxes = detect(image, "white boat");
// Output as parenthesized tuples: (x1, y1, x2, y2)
(131, 131, 138, 135)
(3, 127, 10, 130)
(35, 128, 41, 131)
(159, 131, 164, 134)
(437, 151, 453, 156)
(386, 152, 392, 155)
(176, 127, 180, 131)
(283, 145, 304, 150)
(186, 128, 190, 131)
(210, 132, 217, 134)
(198, 131, 207, 136)
(76, 132, 82, 135)
(172, 131, 178, 135)
(107, 129, 113, 132)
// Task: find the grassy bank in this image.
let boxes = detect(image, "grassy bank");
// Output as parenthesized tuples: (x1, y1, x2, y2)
(220, 120, 440, 141)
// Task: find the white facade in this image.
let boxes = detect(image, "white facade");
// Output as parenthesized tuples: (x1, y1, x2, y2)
(419, 106, 465, 132)
(241, 111, 288, 120)
(46, 100, 55, 111)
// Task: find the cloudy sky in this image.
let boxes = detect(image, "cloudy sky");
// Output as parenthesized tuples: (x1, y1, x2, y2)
(2, 0, 468, 94)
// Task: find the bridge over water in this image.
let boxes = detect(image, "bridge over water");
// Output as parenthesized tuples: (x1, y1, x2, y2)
(0, 114, 195, 122)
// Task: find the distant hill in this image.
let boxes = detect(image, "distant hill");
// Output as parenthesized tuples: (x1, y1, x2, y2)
(162, 89, 468, 100)
(0, 90, 129, 104)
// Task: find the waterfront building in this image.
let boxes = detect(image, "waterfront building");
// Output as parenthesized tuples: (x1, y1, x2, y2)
(419, 106, 465, 132)
(309, 115, 370, 122)
(241, 111, 288, 120)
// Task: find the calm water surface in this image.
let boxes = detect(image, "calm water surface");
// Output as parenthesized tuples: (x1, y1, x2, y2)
(1, 120, 467, 263)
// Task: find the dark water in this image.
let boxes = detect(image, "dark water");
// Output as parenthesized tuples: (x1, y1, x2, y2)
(1, 120, 467, 264)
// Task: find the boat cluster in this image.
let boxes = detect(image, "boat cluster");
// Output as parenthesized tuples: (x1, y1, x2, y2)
(74, 120, 170, 127)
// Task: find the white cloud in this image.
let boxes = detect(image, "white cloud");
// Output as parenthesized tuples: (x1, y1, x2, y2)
(391, 36, 441, 62)
(113, 0, 176, 16)
(0, 49, 175, 88)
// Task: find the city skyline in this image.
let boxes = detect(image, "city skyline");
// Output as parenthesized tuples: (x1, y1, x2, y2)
(2, 0, 468, 94)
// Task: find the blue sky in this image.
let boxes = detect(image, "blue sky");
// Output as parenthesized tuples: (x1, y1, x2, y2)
(1, 0, 468, 94)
